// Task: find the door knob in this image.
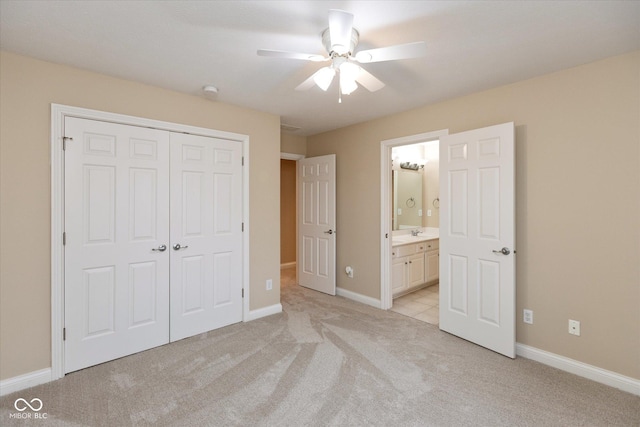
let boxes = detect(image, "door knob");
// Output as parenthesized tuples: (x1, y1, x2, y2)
(152, 244, 167, 252)
(492, 247, 511, 255)
(323, 229, 334, 235)
(173, 243, 189, 250)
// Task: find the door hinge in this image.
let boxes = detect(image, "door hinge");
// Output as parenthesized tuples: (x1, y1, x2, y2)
(63, 136, 73, 151)
(242, 157, 244, 166)
(63, 232, 66, 245)
(241, 222, 244, 232)
(63, 328, 66, 341)
(242, 288, 244, 298)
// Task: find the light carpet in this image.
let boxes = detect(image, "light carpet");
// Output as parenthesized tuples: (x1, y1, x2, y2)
(1, 270, 638, 426)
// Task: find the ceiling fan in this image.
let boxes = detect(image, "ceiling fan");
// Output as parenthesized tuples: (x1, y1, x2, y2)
(257, 9, 427, 102)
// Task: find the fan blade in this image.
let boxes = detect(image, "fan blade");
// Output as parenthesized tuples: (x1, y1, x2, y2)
(354, 41, 427, 63)
(328, 9, 354, 55)
(257, 49, 326, 62)
(355, 68, 385, 92)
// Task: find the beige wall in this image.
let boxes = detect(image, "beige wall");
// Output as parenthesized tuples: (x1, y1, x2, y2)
(280, 160, 297, 264)
(280, 133, 307, 156)
(0, 51, 281, 380)
(307, 51, 640, 379)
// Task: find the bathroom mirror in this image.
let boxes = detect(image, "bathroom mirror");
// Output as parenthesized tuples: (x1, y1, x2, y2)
(391, 141, 440, 231)
(392, 170, 423, 230)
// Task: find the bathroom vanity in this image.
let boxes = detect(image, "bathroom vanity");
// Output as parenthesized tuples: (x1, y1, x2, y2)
(391, 232, 439, 298)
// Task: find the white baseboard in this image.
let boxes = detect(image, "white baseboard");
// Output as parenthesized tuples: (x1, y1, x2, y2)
(280, 262, 296, 269)
(245, 303, 283, 321)
(0, 368, 52, 397)
(516, 343, 640, 396)
(336, 287, 382, 309)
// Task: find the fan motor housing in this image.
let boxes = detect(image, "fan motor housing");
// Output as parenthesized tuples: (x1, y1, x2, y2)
(322, 27, 360, 57)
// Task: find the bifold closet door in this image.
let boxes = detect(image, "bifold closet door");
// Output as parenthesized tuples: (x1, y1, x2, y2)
(64, 118, 244, 372)
(64, 117, 171, 373)
(169, 132, 243, 342)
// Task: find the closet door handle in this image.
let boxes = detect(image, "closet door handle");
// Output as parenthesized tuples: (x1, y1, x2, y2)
(173, 243, 189, 250)
(152, 244, 167, 252)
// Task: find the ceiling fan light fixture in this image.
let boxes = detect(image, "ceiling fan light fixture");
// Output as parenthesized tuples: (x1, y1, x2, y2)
(354, 51, 372, 63)
(339, 61, 360, 95)
(314, 67, 335, 91)
(258, 9, 426, 98)
(340, 74, 358, 95)
(340, 61, 361, 81)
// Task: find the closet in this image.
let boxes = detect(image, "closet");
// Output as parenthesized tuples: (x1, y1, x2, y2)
(63, 117, 243, 373)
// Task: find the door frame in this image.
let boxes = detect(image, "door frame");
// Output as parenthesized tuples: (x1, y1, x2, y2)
(379, 129, 448, 309)
(50, 104, 250, 380)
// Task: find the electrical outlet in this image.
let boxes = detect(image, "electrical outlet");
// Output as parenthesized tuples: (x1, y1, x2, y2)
(266, 279, 272, 291)
(345, 266, 354, 278)
(523, 309, 533, 324)
(568, 319, 580, 336)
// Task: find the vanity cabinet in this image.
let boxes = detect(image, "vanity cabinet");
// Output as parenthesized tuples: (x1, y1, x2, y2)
(425, 243, 439, 283)
(392, 239, 439, 297)
(391, 255, 408, 295)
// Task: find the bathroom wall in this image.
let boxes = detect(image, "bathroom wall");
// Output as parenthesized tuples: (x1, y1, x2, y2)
(306, 51, 640, 379)
(422, 160, 439, 228)
(422, 140, 440, 229)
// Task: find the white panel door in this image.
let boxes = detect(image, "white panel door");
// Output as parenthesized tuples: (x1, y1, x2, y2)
(64, 117, 170, 373)
(298, 155, 336, 295)
(439, 122, 515, 358)
(169, 133, 243, 341)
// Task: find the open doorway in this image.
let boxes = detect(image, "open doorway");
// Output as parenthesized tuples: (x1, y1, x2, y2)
(379, 130, 448, 311)
(280, 153, 304, 288)
(280, 152, 337, 295)
(388, 140, 441, 324)
(280, 158, 297, 269)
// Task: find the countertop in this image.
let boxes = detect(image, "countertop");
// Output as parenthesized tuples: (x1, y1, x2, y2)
(391, 229, 439, 247)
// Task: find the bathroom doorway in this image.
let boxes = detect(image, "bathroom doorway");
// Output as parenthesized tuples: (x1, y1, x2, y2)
(388, 140, 441, 324)
(379, 130, 448, 312)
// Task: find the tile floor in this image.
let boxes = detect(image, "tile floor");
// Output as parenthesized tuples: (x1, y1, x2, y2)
(390, 283, 439, 325)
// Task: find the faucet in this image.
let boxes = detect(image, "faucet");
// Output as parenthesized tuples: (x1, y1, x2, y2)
(411, 229, 422, 237)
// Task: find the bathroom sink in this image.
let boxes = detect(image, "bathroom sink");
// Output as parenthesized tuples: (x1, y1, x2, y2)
(391, 233, 439, 246)
(392, 235, 418, 244)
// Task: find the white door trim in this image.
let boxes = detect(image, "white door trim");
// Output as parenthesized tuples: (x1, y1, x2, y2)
(50, 104, 250, 380)
(281, 152, 305, 161)
(379, 130, 448, 309)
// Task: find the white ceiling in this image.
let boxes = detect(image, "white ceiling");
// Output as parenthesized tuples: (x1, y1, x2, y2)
(1, 1, 638, 136)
